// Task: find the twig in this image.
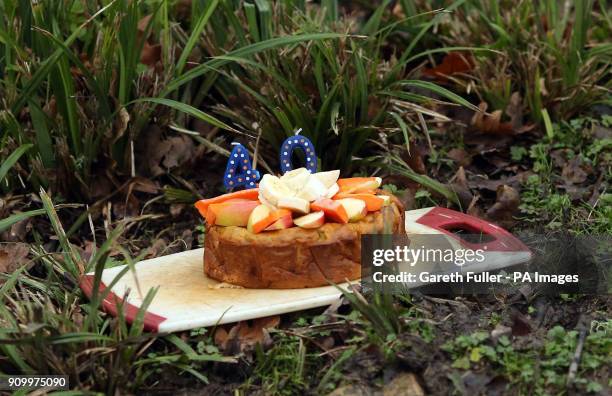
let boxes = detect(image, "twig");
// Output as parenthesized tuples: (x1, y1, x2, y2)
(567, 316, 587, 386)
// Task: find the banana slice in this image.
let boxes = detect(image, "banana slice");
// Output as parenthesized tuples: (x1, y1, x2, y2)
(280, 167, 311, 194)
(325, 183, 340, 198)
(259, 174, 294, 206)
(313, 170, 340, 189)
(295, 175, 327, 201)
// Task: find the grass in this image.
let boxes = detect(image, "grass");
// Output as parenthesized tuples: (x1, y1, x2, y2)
(517, 114, 611, 231)
(442, 324, 611, 394)
(0, 193, 234, 393)
(434, 0, 611, 122)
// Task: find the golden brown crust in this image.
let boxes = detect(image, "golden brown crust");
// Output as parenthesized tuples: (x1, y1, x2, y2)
(204, 193, 404, 289)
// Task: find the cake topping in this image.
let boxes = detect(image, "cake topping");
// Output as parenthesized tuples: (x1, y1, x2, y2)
(195, 168, 386, 233)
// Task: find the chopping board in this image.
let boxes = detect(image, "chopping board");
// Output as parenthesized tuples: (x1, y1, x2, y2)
(80, 207, 531, 332)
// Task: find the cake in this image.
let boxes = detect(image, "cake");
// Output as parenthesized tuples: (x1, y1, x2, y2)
(195, 168, 404, 289)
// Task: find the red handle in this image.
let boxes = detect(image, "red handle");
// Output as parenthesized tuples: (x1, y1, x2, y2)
(416, 207, 530, 252)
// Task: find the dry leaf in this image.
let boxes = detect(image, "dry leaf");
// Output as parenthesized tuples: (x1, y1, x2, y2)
(141, 42, 161, 66)
(214, 315, 280, 355)
(486, 185, 520, 228)
(505, 92, 523, 129)
(131, 177, 160, 194)
(449, 166, 474, 209)
(562, 157, 589, 185)
(0, 243, 30, 278)
(510, 311, 532, 336)
(422, 52, 473, 82)
(471, 102, 514, 135)
(446, 148, 471, 166)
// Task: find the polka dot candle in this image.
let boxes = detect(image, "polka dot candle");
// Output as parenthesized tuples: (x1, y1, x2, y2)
(223, 143, 260, 190)
(279, 129, 317, 174)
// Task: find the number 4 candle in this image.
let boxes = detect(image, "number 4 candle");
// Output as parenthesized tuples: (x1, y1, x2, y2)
(223, 142, 260, 190)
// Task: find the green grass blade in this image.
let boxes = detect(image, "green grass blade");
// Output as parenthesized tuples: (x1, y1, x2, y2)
(129, 98, 238, 132)
(395, 80, 479, 111)
(10, 0, 116, 114)
(541, 109, 554, 140)
(27, 100, 55, 168)
(389, 111, 411, 153)
(176, 0, 219, 74)
(388, 157, 460, 206)
(164, 33, 344, 95)
(0, 209, 45, 233)
(39, 189, 83, 276)
(0, 143, 32, 183)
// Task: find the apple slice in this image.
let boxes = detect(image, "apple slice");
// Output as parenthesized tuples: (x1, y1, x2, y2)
(294, 211, 325, 229)
(325, 183, 340, 199)
(310, 198, 348, 224)
(336, 198, 367, 222)
(195, 188, 259, 218)
(333, 192, 385, 211)
(208, 200, 260, 227)
(313, 170, 340, 189)
(247, 204, 276, 233)
(278, 196, 310, 214)
(204, 207, 216, 225)
(337, 177, 382, 193)
(264, 209, 293, 231)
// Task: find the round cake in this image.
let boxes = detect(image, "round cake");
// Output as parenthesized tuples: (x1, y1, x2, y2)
(195, 169, 405, 289)
(204, 194, 404, 288)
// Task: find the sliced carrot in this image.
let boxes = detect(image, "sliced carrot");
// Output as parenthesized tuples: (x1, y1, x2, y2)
(333, 192, 385, 211)
(311, 198, 348, 224)
(194, 188, 259, 218)
(336, 177, 381, 193)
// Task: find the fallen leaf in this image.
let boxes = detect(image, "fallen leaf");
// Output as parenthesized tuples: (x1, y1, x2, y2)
(383, 372, 425, 396)
(328, 384, 371, 396)
(446, 148, 471, 166)
(137, 126, 196, 177)
(486, 185, 520, 228)
(510, 311, 532, 336)
(562, 156, 589, 184)
(131, 177, 160, 194)
(161, 135, 195, 169)
(449, 166, 474, 209)
(5, 218, 32, 242)
(141, 42, 161, 66)
(400, 142, 428, 175)
(422, 52, 473, 82)
(112, 107, 130, 143)
(214, 315, 280, 355)
(137, 15, 153, 33)
(468, 172, 532, 192)
(471, 102, 514, 135)
(0, 243, 30, 279)
(505, 92, 523, 129)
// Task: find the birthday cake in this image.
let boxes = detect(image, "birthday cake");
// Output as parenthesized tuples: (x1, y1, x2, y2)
(195, 167, 404, 289)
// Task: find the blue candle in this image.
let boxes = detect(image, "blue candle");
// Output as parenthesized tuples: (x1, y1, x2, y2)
(279, 129, 317, 174)
(223, 142, 260, 190)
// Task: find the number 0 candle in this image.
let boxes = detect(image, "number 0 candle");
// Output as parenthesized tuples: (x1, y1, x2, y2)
(279, 129, 317, 174)
(223, 142, 260, 190)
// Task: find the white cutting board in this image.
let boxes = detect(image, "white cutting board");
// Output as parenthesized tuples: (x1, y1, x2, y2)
(79, 207, 531, 333)
(80, 248, 351, 333)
